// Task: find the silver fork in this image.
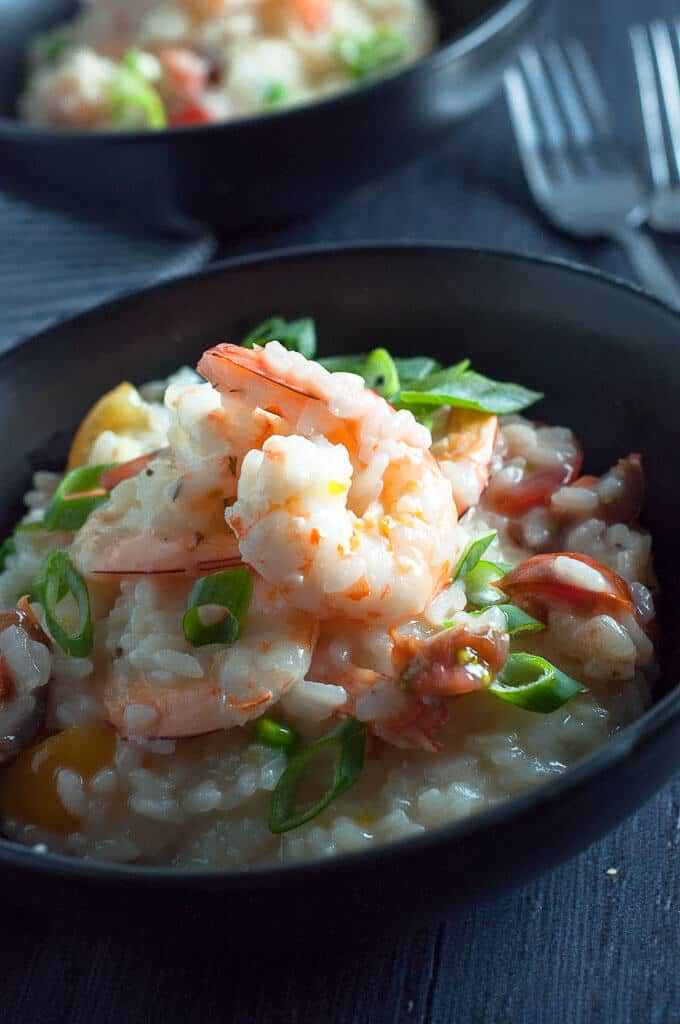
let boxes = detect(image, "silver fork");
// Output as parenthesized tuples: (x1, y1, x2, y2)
(630, 20, 680, 232)
(505, 41, 680, 309)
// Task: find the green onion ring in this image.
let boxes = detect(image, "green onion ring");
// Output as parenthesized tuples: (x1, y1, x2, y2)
(453, 531, 498, 581)
(183, 568, 253, 647)
(490, 653, 586, 713)
(33, 551, 93, 658)
(363, 348, 400, 400)
(268, 717, 366, 833)
(254, 717, 301, 755)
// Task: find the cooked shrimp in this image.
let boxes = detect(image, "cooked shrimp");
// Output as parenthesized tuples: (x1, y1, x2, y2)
(100, 450, 167, 491)
(104, 577, 317, 738)
(431, 408, 498, 516)
(308, 621, 449, 751)
(320, 663, 449, 752)
(72, 362, 304, 579)
(290, 0, 331, 31)
(71, 450, 241, 579)
(180, 0, 229, 16)
(200, 342, 462, 624)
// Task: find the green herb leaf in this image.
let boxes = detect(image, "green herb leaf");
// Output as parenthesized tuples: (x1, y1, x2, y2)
(254, 717, 301, 754)
(336, 29, 407, 79)
(241, 316, 317, 359)
(453, 531, 497, 581)
(497, 603, 544, 636)
(43, 464, 114, 533)
(183, 568, 253, 647)
(318, 354, 368, 374)
(363, 348, 400, 399)
(33, 551, 93, 657)
(264, 82, 288, 106)
(392, 356, 442, 381)
(41, 33, 74, 66)
(489, 653, 586, 713)
(0, 537, 16, 573)
(110, 53, 167, 130)
(398, 368, 542, 415)
(268, 717, 366, 833)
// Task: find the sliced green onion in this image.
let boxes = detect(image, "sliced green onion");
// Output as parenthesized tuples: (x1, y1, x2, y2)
(15, 522, 45, 534)
(110, 54, 167, 130)
(498, 603, 544, 636)
(43, 464, 114, 533)
(453, 531, 497, 581)
(254, 717, 300, 754)
(268, 717, 366, 833)
(0, 537, 16, 573)
(183, 568, 253, 647)
(490, 653, 586, 713)
(264, 82, 288, 106)
(121, 48, 158, 78)
(33, 551, 93, 658)
(336, 29, 407, 80)
(397, 368, 542, 415)
(363, 348, 400, 399)
(241, 316, 317, 359)
(464, 560, 507, 608)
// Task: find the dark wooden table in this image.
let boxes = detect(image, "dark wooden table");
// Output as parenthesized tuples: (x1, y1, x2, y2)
(2, 0, 679, 1020)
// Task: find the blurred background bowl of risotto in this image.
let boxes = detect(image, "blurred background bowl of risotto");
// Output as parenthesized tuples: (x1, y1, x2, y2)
(0, 0, 540, 231)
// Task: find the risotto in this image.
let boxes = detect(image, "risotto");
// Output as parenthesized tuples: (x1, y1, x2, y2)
(0, 318, 656, 868)
(19, 0, 436, 129)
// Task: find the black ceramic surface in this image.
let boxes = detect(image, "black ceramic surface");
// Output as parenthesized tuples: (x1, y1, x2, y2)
(0, 245, 678, 939)
(0, 0, 540, 233)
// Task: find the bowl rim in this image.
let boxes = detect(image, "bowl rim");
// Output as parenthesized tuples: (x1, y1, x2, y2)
(0, 0, 536, 140)
(0, 239, 678, 888)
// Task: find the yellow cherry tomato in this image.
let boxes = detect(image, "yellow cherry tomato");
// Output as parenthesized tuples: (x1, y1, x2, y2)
(1, 725, 117, 835)
(67, 383, 151, 471)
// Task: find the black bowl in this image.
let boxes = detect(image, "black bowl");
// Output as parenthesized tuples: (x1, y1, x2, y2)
(0, 244, 678, 940)
(0, 0, 540, 233)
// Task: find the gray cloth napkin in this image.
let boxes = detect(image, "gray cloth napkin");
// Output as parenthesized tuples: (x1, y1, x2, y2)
(0, 191, 215, 352)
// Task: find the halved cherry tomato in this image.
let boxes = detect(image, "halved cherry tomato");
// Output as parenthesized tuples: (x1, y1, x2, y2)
(488, 440, 583, 517)
(169, 102, 212, 126)
(393, 624, 509, 697)
(495, 552, 635, 623)
(568, 454, 644, 525)
(0, 725, 116, 835)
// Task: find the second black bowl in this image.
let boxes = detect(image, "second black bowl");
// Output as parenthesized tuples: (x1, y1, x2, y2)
(0, 0, 540, 233)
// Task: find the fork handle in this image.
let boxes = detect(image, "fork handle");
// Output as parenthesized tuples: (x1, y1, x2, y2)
(611, 225, 680, 310)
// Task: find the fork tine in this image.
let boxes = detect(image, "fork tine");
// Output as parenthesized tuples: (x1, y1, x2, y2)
(630, 23, 670, 190)
(518, 46, 567, 149)
(504, 66, 553, 203)
(564, 40, 612, 137)
(542, 41, 593, 146)
(650, 20, 680, 182)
